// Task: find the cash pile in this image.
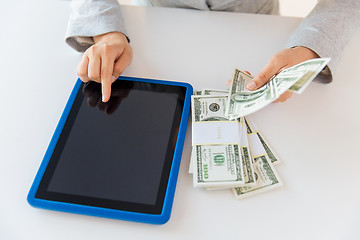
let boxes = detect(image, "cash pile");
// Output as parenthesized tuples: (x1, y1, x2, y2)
(190, 58, 330, 199)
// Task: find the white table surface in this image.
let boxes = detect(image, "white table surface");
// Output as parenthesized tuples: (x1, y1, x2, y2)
(1, 1, 360, 239)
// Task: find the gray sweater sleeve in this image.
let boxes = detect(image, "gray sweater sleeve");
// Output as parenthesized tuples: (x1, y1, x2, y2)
(286, 0, 360, 83)
(66, 0, 360, 83)
(65, 0, 127, 52)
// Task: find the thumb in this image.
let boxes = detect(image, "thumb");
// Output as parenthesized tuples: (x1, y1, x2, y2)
(247, 59, 284, 91)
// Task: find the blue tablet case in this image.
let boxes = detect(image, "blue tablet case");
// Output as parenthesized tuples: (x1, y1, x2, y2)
(27, 76, 192, 224)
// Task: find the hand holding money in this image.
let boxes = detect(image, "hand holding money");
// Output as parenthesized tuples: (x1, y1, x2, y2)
(247, 47, 322, 101)
(226, 58, 330, 119)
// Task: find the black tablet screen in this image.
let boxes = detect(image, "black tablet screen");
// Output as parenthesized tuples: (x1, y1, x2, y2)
(36, 79, 186, 214)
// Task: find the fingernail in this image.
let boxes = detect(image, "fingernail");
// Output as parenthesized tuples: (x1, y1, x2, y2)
(247, 81, 256, 90)
(102, 95, 106, 102)
(112, 76, 116, 81)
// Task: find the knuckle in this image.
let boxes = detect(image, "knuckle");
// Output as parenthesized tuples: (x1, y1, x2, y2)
(102, 43, 111, 51)
(102, 43, 116, 56)
(77, 74, 89, 83)
(76, 67, 85, 76)
(113, 66, 125, 77)
(257, 72, 268, 82)
(77, 71, 86, 79)
(102, 46, 118, 62)
(101, 72, 111, 80)
(88, 73, 100, 81)
(101, 65, 113, 78)
(77, 70, 88, 81)
(102, 44, 110, 55)
(87, 45, 96, 56)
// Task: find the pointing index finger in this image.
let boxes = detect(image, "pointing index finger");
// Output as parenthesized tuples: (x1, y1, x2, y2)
(100, 46, 116, 102)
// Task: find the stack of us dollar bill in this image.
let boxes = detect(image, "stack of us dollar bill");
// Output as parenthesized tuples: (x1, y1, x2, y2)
(190, 58, 330, 199)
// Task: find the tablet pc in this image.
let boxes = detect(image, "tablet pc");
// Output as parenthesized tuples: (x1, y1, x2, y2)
(28, 76, 192, 224)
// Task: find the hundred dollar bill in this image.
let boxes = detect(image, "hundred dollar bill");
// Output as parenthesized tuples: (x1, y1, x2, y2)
(205, 118, 256, 190)
(190, 95, 234, 174)
(191, 95, 231, 123)
(190, 94, 240, 169)
(245, 116, 280, 165)
(232, 154, 282, 199)
(202, 89, 229, 96)
(193, 144, 244, 188)
(284, 58, 331, 94)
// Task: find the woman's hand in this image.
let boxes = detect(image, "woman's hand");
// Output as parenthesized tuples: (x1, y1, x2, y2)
(77, 32, 133, 102)
(247, 46, 319, 102)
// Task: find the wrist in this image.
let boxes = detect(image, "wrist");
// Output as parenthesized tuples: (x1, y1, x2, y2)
(293, 46, 320, 59)
(93, 32, 128, 44)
